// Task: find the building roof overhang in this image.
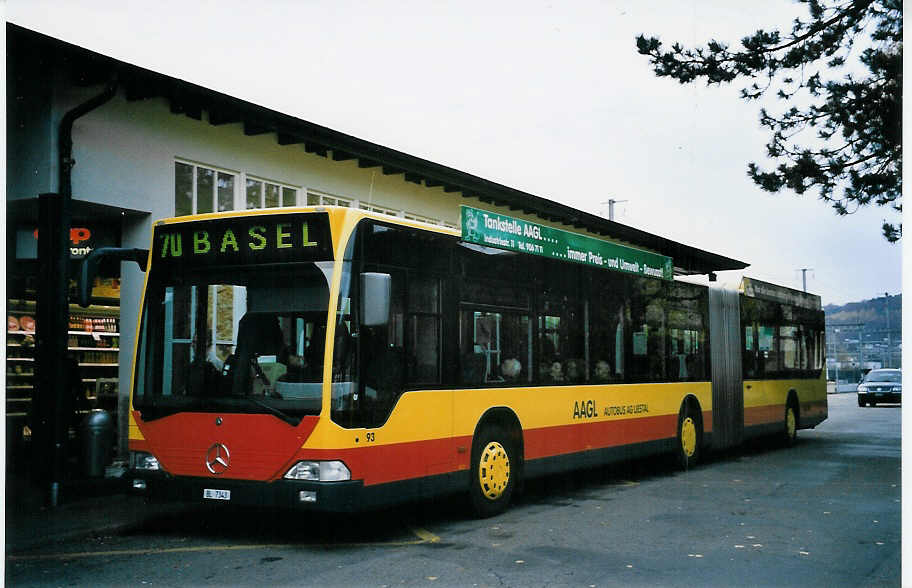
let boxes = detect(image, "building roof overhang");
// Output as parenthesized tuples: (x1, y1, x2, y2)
(8, 23, 749, 277)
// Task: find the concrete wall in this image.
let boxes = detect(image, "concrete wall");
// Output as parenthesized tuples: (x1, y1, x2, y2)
(68, 94, 466, 225)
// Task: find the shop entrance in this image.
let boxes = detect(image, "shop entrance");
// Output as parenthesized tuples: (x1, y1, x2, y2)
(5, 198, 142, 476)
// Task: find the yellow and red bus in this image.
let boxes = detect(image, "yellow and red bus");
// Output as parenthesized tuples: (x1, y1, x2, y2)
(118, 205, 826, 516)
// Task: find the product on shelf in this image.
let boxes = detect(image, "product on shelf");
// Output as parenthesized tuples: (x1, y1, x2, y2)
(69, 315, 119, 333)
(6, 301, 121, 426)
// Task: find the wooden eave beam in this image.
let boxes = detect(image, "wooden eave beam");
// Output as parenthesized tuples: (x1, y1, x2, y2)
(332, 150, 355, 161)
(184, 103, 202, 120)
(304, 142, 328, 157)
(123, 80, 157, 102)
(277, 132, 304, 145)
(244, 121, 272, 136)
(208, 110, 241, 126)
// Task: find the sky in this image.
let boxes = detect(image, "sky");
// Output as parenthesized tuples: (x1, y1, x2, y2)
(4, 0, 904, 306)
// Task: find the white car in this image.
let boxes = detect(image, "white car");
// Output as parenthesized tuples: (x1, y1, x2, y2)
(857, 368, 902, 407)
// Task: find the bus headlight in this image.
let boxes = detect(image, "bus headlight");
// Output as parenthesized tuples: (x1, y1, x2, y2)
(130, 451, 160, 471)
(284, 460, 351, 481)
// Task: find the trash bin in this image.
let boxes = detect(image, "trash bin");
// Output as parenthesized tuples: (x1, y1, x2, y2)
(81, 409, 113, 477)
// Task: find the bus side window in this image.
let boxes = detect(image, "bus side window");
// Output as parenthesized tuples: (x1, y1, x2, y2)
(743, 324, 758, 379)
(758, 325, 778, 376)
(664, 281, 707, 382)
(459, 310, 531, 385)
(629, 278, 666, 382)
(407, 275, 441, 385)
(537, 294, 585, 384)
(589, 276, 625, 383)
(360, 271, 405, 425)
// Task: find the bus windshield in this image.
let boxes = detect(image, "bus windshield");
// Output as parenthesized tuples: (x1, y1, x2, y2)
(134, 262, 333, 424)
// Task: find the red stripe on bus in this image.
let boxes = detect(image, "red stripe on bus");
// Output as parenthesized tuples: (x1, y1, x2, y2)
(298, 412, 691, 486)
(131, 409, 713, 486)
(743, 404, 786, 427)
(523, 413, 679, 460)
(295, 436, 469, 486)
(800, 399, 828, 421)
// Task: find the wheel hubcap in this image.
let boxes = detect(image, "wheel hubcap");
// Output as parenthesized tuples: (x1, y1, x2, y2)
(479, 441, 510, 500)
(681, 417, 697, 457)
(786, 407, 796, 438)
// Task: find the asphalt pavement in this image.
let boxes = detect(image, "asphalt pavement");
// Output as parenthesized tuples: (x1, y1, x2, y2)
(5, 473, 191, 553)
(5, 389, 900, 587)
(0, 390, 872, 553)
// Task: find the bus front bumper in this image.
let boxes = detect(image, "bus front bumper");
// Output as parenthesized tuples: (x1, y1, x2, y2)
(131, 471, 365, 512)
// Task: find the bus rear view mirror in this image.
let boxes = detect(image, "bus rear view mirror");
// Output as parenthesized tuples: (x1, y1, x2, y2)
(361, 272, 391, 327)
(78, 247, 149, 307)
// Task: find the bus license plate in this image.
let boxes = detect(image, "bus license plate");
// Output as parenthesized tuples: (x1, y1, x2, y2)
(203, 488, 231, 501)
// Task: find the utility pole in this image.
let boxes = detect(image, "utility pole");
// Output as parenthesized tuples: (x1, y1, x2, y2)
(884, 292, 891, 368)
(798, 268, 813, 292)
(834, 328, 839, 386)
(601, 199, 628, 221)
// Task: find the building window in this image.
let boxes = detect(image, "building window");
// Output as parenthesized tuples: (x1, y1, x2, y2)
(306, 190, 353, 207)
(246, 177, 298, 209)
(175, 161, 236, 216)
(404, 212, 442, 226)
(404, 213, 457, 229)
(359, 202, 400, 217)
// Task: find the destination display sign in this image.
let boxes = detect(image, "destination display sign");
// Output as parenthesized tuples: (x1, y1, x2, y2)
(740, 277, 821, 310)
(460, 206, 673, 280)
(150, 212, 333, 274)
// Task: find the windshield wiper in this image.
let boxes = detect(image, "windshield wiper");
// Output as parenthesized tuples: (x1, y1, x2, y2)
(243, 396, 300, 427)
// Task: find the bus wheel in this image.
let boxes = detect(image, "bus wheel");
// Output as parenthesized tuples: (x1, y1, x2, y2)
(676, 406, 701, 470)
(469, 425, 515, 518)
(783, 402, 798, 446)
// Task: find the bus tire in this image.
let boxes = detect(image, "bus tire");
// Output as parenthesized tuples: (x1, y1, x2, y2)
(469, 425, 516, 518)
(676, 404, 701, 470)
(783, 400, 798, 446)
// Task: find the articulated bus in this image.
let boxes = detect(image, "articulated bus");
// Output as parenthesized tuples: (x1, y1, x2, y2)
(120, 205, 826, 516)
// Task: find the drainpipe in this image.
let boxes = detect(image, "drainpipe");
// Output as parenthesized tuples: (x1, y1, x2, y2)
(59, 82, 119, 199)
(36, 81, 117, 507)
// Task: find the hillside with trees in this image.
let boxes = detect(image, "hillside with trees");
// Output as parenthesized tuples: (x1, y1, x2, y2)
(825, 293, 901, 333)
(825, 293, 901, 374)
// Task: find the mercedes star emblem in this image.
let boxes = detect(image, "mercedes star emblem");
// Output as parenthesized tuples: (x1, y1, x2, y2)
(205, 443, 231, 475)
